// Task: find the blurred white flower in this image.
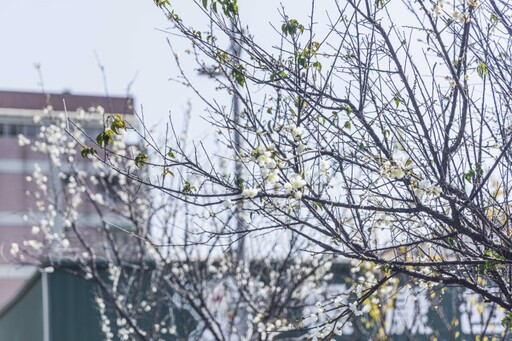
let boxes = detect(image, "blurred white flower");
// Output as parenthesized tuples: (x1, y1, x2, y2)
(242, 187, 258, 198)
(18, 134, 30, 146)
(223, 199, 233, 208)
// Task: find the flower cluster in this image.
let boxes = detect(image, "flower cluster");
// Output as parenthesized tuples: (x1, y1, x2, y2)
(380, 161, 405, 179)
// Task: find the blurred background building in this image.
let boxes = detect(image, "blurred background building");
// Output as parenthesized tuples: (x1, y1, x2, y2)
(0, 90, 133, 308)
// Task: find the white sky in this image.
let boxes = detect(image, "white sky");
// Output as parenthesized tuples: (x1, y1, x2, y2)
(0, 1, 177, 129)
(0, 1, 307, 141)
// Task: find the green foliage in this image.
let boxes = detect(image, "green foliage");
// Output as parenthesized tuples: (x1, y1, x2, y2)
(80, 146, 97, 158)
(393, 93, 401, 108)
(96, 130, 116, 148)
(293, 42, 320, 70)
(502, 313, 512, 329)
(446, 236, 456, 247)
(182, 181, 197, 193)
(208, 0, 239, 18)
(215, 50, 231, 65)
(312, 61, 322, 72)
(269, 70, 287, 81)
(476, 61, 488, 78)
(232, 64, 246, 87)
(490, 13, 499, 26)
(281, 19, 304, 37)
(464, 163, 483, 183)
(154, 0, 170, 8)
(479, 249, 503, 274)
(96, 114, 128, 148)
(464, 169, 476, 183)
(167, 149, 176, 159)
(163, 168, 174, 180)
(134, 152, 149, 168)
(236, 174, 244, 189)
(110, 114, 127, 134)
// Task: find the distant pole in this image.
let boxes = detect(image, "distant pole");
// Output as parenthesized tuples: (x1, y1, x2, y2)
(230, 20, 245, 263)
(197, 20, 245, 262)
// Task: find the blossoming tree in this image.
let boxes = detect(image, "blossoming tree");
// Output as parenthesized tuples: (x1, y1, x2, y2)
(13, 106, 341, 340)
(12, 0, 512, 338)
(78, 0, 512, 337)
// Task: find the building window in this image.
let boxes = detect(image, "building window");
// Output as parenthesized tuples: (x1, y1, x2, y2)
(0, 124, 38, 137)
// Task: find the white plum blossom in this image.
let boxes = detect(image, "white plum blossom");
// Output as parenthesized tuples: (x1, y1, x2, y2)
(223, 199, 233, 208)
(283, 182, 293, 194)
(18, 134, 31, 146)
(266, 158, 277, 169)
(291, 173, 307, 189)
(10, 243, 19, 256)
(349, 301, 363, 316)
(356, 284, 363, 298)
(291, 125, 304, 141)
(381, 161, 405, 179)
(319, 159, 330, 171)
(242, 187, 259, 198)
(266, 171, 279, 184)
(24, 239, 43, 251)
(257, 151, 272, 167)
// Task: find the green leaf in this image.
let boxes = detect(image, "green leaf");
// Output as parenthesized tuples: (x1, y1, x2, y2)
(344, 121, 351, 129)
(312, 201, 323, 211)
(96, 130, 115, 147)
(267, 121, 273, 133)
(447, 236, 455, 247)
(236, 175, 244, 189)
(110, 114, 126, 134)
(313, 61, 322, 72)
(343, 104, 352, 115)
(502, 313, 512, 329)
(281, 18, 304, 37)
(383, 129, 390, 138)
(134, 152, 148, 168)
(182, 181, 197, 193)
(154, 0, 170, 8)
(464, 169, 476, 183)
(163, 168, 174, 180)
(490, 13, 499, 26)
(167, 149, 176, 159)
(476, 61, 488, 78)
(393, 93, 401, 108)
(81, 147, 97, 158)
(232, 64, 246, 87)
(202, 0, 208, 8)
(297, 57, 308, 68)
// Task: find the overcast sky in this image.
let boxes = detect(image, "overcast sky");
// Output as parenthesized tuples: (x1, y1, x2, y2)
(0, 1, 313, 140)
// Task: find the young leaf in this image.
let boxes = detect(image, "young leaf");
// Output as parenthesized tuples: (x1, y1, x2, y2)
(81, 146, 97, 158)
(393, 93, 401, 108)
(476, 62, 488, 78)
(96, 130, 115, 147)
(110, 114, 126, 134)
(134, 152, 148, 168)
(183, 181, 197, 193)
(163, 168, 174, 180)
